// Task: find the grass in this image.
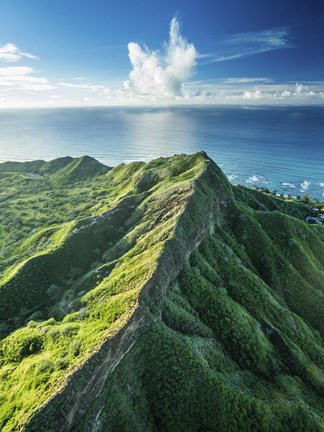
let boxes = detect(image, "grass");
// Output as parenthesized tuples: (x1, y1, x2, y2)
(0, 153, 206, 431)
(0, 152, 323, 431)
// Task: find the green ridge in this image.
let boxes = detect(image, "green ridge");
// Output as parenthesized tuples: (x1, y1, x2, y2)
(0, 153, 323, 432)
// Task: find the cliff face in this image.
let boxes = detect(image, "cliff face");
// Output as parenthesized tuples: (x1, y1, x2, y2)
(0, 154, 323, 432)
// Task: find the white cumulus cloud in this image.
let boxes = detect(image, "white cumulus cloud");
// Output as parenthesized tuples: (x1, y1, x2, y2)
(293, 82, 315, 98)
(124, 17, 197, 99)
(0, 42, 38, 62)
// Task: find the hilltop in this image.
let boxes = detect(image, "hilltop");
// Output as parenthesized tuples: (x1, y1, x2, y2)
(0, 153, 323, 432)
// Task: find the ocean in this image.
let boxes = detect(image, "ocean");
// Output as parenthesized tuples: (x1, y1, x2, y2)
(0, 105, 323, 199)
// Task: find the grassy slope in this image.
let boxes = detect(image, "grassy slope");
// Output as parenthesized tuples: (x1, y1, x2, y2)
(64, 158, 323, 432)
(0, 153, 323, 432)
(0, 153, 205, 431)
(68, 166, 323, 432)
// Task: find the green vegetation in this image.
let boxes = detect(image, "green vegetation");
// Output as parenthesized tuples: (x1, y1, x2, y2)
(0, 152, 323, 431)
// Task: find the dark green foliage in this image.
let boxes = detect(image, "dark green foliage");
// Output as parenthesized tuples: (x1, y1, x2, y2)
(77, 322, 323, 432)
(0, 159, 46, 173)
(38, 156, 74, 175)
(68, 155, 323, 432)
(0, 152, 323, 432)
(233, 184, 311, 219)
(1, 328, 44, 363)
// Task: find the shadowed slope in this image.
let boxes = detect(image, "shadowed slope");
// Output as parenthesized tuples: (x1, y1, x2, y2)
(0, 153, 323, 432)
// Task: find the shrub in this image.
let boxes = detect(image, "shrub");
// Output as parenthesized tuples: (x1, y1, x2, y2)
(2, 330, 44, 362)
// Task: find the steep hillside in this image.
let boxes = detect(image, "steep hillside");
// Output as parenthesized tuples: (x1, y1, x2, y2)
(0, 153, 323, 432)
(0, 153, 206, 431)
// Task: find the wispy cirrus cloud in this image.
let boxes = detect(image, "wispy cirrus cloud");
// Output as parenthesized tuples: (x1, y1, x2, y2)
(59, 82, 103, 90)
(58, 81, 110, 95)
(0, 42, 39, 62)
(0, 66, 34, 76)
(222, 77, 273, 84)
(0, 66, 55, 91)
(202, 28, 292, 63)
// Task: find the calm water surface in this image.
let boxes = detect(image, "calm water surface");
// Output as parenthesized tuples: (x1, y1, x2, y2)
(0, 106, 323, 198)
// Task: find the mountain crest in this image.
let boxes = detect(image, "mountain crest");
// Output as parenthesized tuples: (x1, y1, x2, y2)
(0, 153, 323, 432)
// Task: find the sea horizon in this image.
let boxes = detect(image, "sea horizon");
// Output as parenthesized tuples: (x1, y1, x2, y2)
(0, 105, 323, 199)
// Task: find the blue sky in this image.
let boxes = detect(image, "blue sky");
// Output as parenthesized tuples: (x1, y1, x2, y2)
(0, 0, 323, 106)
